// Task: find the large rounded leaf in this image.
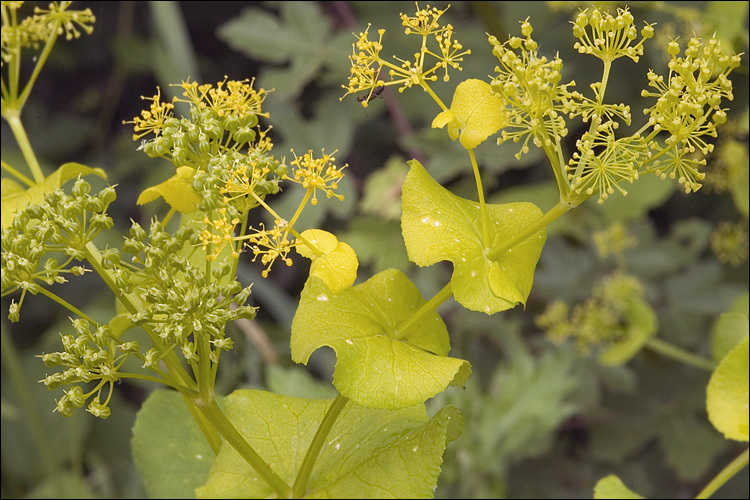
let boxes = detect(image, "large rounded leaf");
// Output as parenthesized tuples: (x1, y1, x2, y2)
(196, 390, 463, 498)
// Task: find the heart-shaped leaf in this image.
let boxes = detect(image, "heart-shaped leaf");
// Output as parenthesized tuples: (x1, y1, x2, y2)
(195, 389, 463, 498)
(401, 159, 546, 314)
(291, 268, 471, 409)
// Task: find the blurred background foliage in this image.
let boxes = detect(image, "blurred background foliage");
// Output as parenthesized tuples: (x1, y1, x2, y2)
(1, 1, 748, 498)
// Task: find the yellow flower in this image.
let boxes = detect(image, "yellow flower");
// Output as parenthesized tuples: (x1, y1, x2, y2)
(284, 149, 346, 205)
(126, 86, 175, 141)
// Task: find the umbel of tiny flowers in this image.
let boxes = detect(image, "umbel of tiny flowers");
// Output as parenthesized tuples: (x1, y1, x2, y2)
(1, 178, 116, 322)
(340, 2, 470, 108)
(489, 7, 739, 205)
(199, 149, 349, 277)
(125, 78, 272, 170)
(640, 36, 741, 193)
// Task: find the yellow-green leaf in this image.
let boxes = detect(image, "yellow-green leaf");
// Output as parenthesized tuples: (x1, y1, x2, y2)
(137, 166, 201, 213)
(1, 162, 106, 229)
(195, 389, 463, 498)
(291, 269, 471, 409)
(593, 475, 645, 499)
(401, 159, 546, 314)
(706, 335, 749, 441)
(297, 229, 358, 293)
(431, 78, 506, 149)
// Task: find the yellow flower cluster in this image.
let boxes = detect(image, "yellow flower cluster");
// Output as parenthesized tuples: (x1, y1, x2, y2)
(340, 3, 469, 107)
(285, 149, 346, 205)
(128, 86, 175, 141)
(243, 220, 294, 278)
(174, 77, 269, 122)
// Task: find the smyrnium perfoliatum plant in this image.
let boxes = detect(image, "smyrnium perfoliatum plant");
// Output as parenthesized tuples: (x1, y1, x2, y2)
(2, 2, 746, 498)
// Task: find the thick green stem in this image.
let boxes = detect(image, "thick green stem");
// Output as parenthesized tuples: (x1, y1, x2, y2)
(645, 337, 716, 372)
(197, 399, 291, 497)
(292, 394, 350, 498)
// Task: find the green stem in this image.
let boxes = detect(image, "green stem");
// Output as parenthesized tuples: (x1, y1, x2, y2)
(420, 80, 448, 111)
(81, 243, 228, 454)
(645, 337, 716, 372)
(285, 188, 313, 239)
(396, 282, 453, 338)
(83, 241, 195, 388)
(197, 399, 290, 497)
(1, 159, 35, 187)
(4, 112, 44, 183)
(34, 286, 99, 325)
(182, 394, 223, 455)
(695, 448, 749, 499)
(468, 148, 491, 249)
(292, 394, 350, 498)
(488, 200, 572, 261)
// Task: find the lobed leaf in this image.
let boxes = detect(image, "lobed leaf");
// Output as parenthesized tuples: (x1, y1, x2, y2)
(401, 159, 546, 314)
(291, 269, 471, 409)
(196, 389, 462, 499)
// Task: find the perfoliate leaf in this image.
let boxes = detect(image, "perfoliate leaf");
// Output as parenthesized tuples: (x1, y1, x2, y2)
(432, 79, 506, 149)
(1, 162, 106, 229)
(598, 297, 658, 366)
(196, 389, 463, 499)
(401, 159, 546, 314)
(593, 475, 645, 499)
(132, 390, 216, 499)
(297, 229, 358, 293)
(706, 336, 749, 441)
(137, 166, 201, 214)
(291, 269, 471, 409)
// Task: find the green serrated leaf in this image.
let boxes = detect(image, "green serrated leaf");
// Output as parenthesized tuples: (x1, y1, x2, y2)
(432, 79, 506, 149)
(593, 475, 645, 499)
(195, 389, 463, 498)
(1, 162, 106, 229)
(706, 336, 749, 441)
(137, 166, 201, 214)
(401, 159, 546, 314)
(291, 269, 471, 409)
(131, 390, 216, 499)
